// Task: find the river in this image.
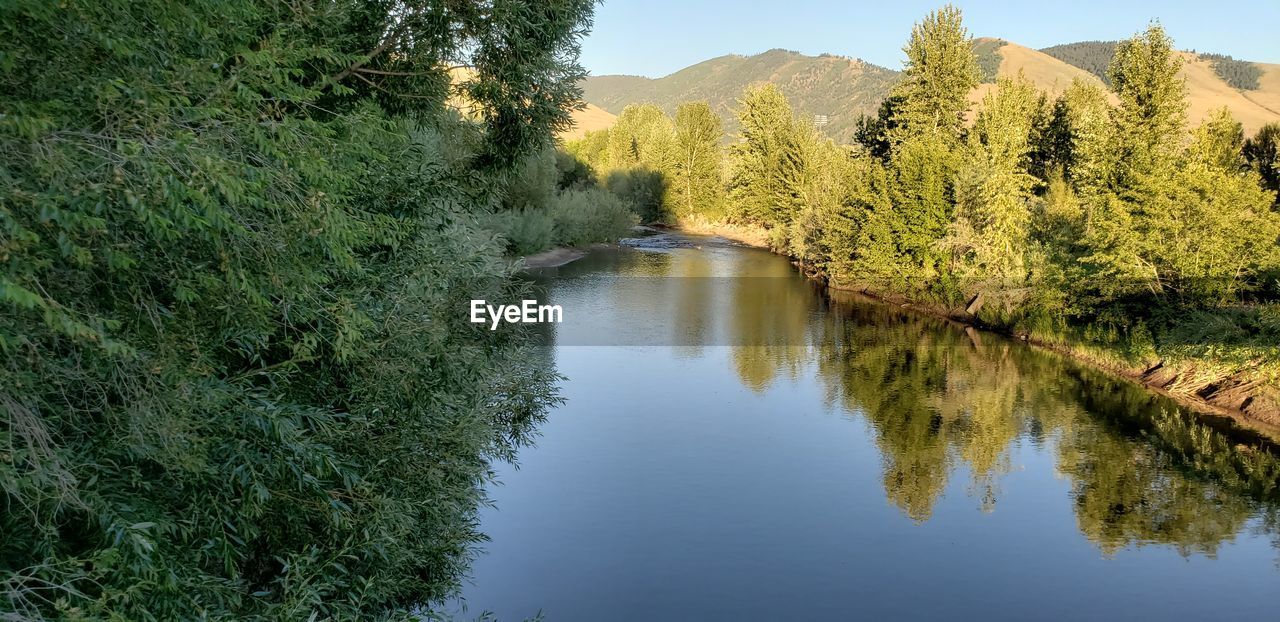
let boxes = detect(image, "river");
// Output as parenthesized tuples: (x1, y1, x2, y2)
(455, 233, 1280, 620)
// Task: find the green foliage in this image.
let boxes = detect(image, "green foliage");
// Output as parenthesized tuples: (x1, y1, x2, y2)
(670, 102, 726, 220)
(853, 96, 902, 161)
(949, 76, 1042, 283)
(566, 7, 1280, 423)
(0, 0, 594, 618)
(728, 84, 809, 228)
(1107, 25, 1188, 188)
(490, 147, 641, 252)
(603, 168, 668, 223)
(1244, 122, 1280, 201)
(1199, 53, 1263, 90)
(549, 188, 641, 246)
(888, 4, 981, 146)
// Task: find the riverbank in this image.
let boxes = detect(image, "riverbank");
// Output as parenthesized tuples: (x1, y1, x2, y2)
(673, 220, 1280, 439)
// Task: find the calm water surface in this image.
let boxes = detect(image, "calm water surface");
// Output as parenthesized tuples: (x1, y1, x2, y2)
(457, 235, 1280, 621)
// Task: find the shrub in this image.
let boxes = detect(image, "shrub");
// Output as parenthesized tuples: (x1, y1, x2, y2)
(551, 188, 640, 246)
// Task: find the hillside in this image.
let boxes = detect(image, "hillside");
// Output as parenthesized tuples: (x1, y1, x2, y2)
(968, 38, 1116, 116)
(582, 40, 1280, 143)
(581, 49, 899, 143)
(1041, 41, 1280, 134)
(560, 103, 617, 141)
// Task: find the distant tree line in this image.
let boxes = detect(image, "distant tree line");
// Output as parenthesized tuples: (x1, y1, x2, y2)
(1199, 53, 1263, 90)
(974, 39, 1007, 84)
(1040, 41, 1119, 85)
(1042, 41, 1264, 92)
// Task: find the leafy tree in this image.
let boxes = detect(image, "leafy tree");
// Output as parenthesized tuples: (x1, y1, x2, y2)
(950, 75, 1041, 283)
(1107, 24, 1187, 190)
(856, 133, 958, 291)
(670, 102, 726, 219)
(1080, 24, 1189, 298)
(0, 0, 595, 618)
(728, 84, 808, 228)
(1056, 80, 1116, 199)
(1244, 122, 1280, 202)
(853, 95, 903, 161)
(888, 4, 980, 146)
(608, 103, 676, 170)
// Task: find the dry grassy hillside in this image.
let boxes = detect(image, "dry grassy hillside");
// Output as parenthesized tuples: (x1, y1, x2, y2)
(559, 103, 617, 140)
(1177, 52, 1278, 134)
(968, 39, 1115, 115)
(970, 40, 1280, 134)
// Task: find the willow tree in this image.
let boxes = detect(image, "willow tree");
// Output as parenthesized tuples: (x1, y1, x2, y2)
(671, 101, 725, 220)
(1, 0, 591, 617)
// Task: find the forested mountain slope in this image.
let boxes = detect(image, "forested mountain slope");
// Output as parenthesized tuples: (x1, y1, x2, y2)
(581, 49, 899, 142)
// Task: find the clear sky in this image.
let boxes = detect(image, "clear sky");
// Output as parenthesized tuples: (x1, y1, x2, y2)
(581, 0, 1280, 78)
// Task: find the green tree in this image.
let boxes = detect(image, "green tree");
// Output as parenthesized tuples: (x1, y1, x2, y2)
(1107, 24, 1187, 189)
(607, 103, 675, 170)
(888, 5, 981, 146)
(1081, 24, 1190, 298)
(728, 84, 808, 228)
(0, 0, 592, 618)
(1244, 122, 1280, 202)
(950, 75, 1041, 283)
(1057, 80, 1116, 201)
(670, 101, 726, 220)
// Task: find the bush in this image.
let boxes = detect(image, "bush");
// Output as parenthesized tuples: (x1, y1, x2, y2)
(604, 168, 668, 223)
(551, 188, 640, 246)
(496, 207, 558, 254)
(0, 0, 587, 618)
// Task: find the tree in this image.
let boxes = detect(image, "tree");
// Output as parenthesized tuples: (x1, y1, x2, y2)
(1107, 23, 1187, 189)
(671, 101, 725, 220)
(1080, 24, 1191, 298)
(729, 84, 808, 228)
(0, 0, 592, 617)
(1244, 122, 1280, 202)
(607, 103, 675, 170)
(1057, 80, 1116, 201)
(950, 75, 1041, 283)
(888, 5, 981, 146)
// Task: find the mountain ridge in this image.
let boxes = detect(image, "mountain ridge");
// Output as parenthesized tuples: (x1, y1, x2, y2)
(573, 40, 1280, 141)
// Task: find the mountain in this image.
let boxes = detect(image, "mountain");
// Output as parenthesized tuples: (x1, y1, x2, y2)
(581, 49, 899, 143)
(580, 40, 1280, 142)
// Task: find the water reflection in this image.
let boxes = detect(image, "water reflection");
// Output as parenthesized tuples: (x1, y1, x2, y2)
(531, 238, 1280, 557)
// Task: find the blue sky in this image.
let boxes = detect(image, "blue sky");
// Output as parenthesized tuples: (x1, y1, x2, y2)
(581, 0, 1280, 77)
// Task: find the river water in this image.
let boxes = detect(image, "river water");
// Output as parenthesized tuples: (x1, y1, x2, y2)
(456, 234, 1280, 620)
